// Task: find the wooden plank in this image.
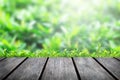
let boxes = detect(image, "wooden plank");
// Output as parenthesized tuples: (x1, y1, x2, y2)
(41, 58, 78, 80)
(116, 58, 120, 61)
(6, 58, 47, 80)
(0, 58, 4, 60)
(116, 58, 120, 59)
(73, 58, 114, 80)
(0, 58, 26, 79)
(0, 58, 5, 62)
(117, 58, 120, 61)
(96, 58, 120, 79)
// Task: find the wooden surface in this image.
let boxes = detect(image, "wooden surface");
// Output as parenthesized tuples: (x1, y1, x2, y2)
(0, 58, 119, 80)
(0, 58, 5, 62)
(96, 58, 120, 80)
(0, 58, 26, 80)
(41, 58, 78, 80)
(6, 58, 47, 80)
(73, 58, 114, 80)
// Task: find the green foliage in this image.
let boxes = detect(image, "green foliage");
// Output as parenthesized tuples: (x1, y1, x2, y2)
(0, 0, 120, 57)
(0, 49, 119, 57)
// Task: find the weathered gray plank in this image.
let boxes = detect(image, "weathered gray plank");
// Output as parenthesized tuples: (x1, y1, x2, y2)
(41, 58, 78, 80)
(73, 58, 114, 80)
(116, 58, 120, 59)
(0, 58, 4, 60)
(6, 58, 47, 80)
(116, 58, 120, 61)
(0, 58, 25, 79)
(0, 58, 5, 62)
(96, 58, 120, 79)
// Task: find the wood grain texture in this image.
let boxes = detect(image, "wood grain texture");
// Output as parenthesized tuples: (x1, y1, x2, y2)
(6, 58, 47, 80)
(96, 58, 120, 79)
(41, 58, 78, 80)
(73, 58, 114, 80)
(0, 58, 25, 79)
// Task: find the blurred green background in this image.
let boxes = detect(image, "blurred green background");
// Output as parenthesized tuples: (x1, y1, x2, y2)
(0, 0, 120, 53)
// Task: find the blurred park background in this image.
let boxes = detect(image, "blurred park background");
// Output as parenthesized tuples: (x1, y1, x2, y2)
(0, 0, 120, 53)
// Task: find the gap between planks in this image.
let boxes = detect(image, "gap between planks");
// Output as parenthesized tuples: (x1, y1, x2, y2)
(93, 58, 120, 80)
(113, 58, 120, 61)
(0, 58, 119, 80)
(2, 58, 28, 80)
(40, 58, 78, 80)
(0, 58, 6, 62)
(3, 58, 48, 80)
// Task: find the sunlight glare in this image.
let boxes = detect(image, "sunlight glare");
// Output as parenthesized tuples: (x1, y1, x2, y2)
(60, 0, 102, 24)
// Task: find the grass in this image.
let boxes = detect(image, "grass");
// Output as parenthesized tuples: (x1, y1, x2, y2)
(0, 49, 120, 57)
